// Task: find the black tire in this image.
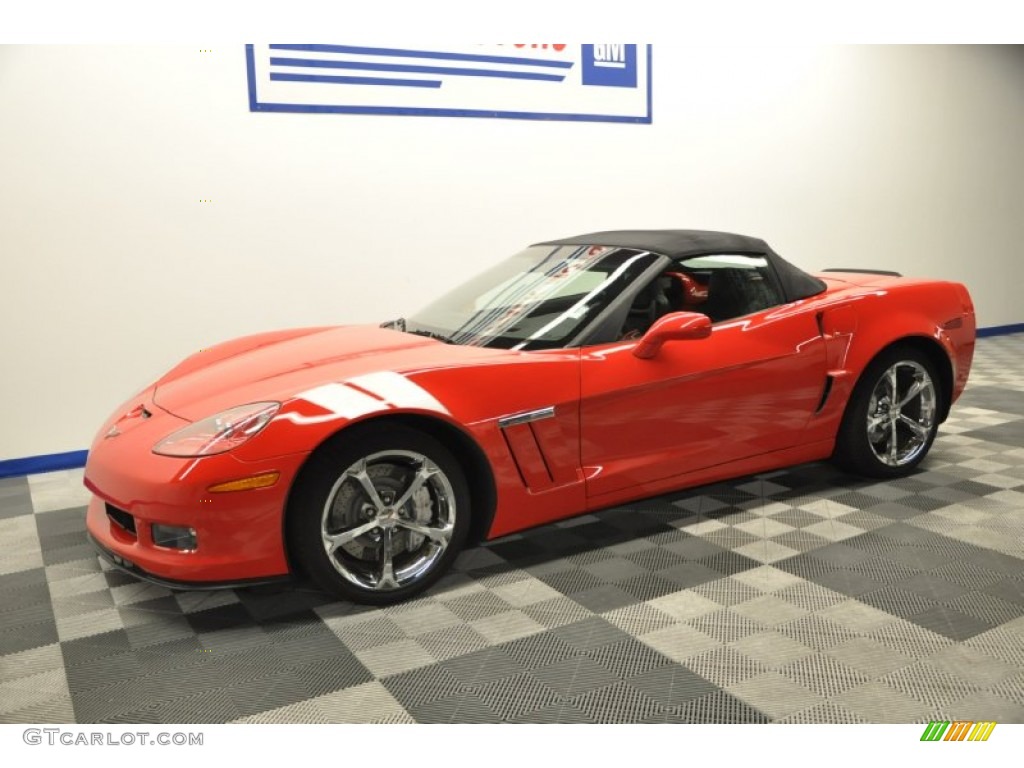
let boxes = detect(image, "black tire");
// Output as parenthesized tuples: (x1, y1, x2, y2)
(832, 344, 943, 478)
(287, 423, 470, 605)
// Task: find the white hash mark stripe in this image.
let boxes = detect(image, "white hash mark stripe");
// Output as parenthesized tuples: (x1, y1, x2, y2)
(347, 371, 449, 415)
(296, 372, 448, 417)
(296, 383, 383, 419)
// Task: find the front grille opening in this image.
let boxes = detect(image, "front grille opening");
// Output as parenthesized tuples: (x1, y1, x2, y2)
(105, 503, 137, 536)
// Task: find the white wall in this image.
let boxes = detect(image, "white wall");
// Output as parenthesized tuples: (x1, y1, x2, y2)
(2, 45, 1022, 460)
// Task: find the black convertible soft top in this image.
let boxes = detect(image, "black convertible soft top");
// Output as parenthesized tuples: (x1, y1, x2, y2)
(539, 229, 827, 303)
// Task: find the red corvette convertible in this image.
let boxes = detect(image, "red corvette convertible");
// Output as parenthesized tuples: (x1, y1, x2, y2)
(84, 231, 976, 604)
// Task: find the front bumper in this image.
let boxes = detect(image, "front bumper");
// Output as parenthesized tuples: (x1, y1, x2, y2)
(84, 395, 309, 585)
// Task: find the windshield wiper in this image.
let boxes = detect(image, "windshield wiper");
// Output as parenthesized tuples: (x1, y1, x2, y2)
(381, 317, 455, 344)
(404, 328, 455, 344)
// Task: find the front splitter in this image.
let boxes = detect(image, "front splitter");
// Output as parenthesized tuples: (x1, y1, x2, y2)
(87, 532, 292, 592)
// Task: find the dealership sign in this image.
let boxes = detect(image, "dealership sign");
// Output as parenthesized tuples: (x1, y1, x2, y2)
(245, 44, 652, 123)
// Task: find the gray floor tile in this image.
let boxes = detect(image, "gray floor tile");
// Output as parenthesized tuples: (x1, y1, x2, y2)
(836, 680, 933, 722)
(466, 671, 561, 719)
(730, 630, 815, 669)
(825, 637, 915, 678)
(588, 637, 676, 678)
(910, 605, 992, 641)
(569, 680, 667, 723)
(531, 655, 620, 696)
(552, 617, 632, 650)
(439, 646, 525, 687)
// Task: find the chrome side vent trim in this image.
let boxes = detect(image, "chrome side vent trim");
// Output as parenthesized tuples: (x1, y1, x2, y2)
(498, 406, 555, 429)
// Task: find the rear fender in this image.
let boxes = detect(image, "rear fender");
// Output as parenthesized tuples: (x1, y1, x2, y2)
(805, 284, 972, 441)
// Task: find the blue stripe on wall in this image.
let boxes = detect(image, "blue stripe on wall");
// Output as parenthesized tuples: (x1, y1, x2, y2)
(0, 324, 1020, 479)
(268, 57, 567, 82)
(0, 450, 89, 479)
(270, 73, 442, 88)
(267, 44, 574, 69)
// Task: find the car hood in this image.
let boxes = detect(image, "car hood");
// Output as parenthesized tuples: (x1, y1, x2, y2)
(152, 325, 512, 421)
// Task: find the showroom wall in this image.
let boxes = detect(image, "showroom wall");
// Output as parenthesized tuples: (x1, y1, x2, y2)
(1, 45, 1022, 461)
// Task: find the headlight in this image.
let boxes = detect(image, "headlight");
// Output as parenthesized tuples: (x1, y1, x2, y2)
(153, 402, 280, 457)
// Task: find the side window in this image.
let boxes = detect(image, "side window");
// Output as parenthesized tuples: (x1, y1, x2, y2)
(673, 254, 784, 323)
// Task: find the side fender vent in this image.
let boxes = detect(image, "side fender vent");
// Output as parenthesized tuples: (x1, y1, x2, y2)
(815, 375, 835, 414)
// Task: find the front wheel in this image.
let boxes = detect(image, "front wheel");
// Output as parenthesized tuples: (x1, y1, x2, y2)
(287, 424, 470, 605)
(833, 345, 943, 478)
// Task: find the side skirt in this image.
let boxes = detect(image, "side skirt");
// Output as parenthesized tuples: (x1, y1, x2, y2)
(583, 439, 837, 514)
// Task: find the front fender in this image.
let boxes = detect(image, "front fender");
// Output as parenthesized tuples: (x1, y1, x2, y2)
(232, 370, 462, 462)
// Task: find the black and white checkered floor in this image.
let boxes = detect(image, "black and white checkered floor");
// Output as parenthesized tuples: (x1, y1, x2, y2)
(2, 334, 1023, 724)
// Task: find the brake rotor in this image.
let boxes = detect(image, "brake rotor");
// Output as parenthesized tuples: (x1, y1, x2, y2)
(327, 462, 435, 561)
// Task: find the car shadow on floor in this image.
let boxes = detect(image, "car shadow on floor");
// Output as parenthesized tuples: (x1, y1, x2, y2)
(226, 461, 891, 623)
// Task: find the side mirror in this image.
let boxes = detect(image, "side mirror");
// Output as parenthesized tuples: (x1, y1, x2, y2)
(633, 312, 712, 359)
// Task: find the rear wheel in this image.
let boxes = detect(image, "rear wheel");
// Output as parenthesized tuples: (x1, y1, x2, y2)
(833, 345, 942, 478)
(288, 424, 470, 604)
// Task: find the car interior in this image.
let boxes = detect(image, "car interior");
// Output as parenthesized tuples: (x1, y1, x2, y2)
(618, 259, 784, 340)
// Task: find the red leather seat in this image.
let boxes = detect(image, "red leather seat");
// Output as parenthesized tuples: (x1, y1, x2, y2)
(664, 272, 708, 310)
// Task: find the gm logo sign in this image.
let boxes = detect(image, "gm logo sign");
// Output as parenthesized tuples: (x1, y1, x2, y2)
(581, 44, 637, 88)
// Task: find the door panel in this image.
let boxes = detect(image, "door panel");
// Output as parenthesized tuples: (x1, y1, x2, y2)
(580, 309, 826, 499)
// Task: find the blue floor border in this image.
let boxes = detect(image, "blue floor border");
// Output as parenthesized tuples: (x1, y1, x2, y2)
(1, 324, 1021, 479)
(0, 450, 89, 480)
(977, 322, 1024, 338)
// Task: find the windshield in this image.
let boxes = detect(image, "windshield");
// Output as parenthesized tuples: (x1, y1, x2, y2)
(405, 245, 657, 350)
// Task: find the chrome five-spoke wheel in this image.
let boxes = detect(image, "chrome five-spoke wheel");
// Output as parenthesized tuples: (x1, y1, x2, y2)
(833, 344, 943, 478)
(321, 451, 457, 592)
(865, 359, 937, 467)
(289, 424, 470, 604)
